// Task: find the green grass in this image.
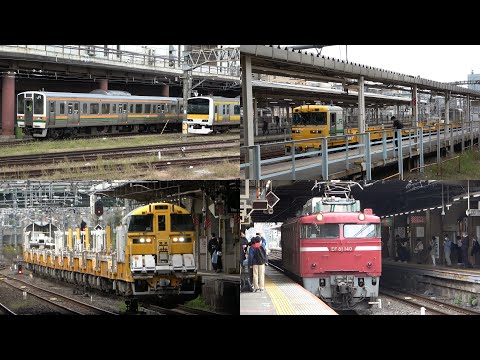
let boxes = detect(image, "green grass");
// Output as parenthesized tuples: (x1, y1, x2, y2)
(184, 295, 210, 310)
(0, 133, 239, 157)
(0, 149, 239, 180)
(422, 149, 480, 179)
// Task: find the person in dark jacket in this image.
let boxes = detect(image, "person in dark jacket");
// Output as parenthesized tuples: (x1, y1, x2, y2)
(208, 233, 219, 271)
(251, 236, 267, 292)
(216, 237, 223, 273)
(240, 232, 248, 266)
(392, 116, 403, 152)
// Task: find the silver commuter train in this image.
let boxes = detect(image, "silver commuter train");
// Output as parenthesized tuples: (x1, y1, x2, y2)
(16, 90, 184, 138)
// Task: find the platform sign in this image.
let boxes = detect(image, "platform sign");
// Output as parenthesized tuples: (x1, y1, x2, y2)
(467, 209, 480, 216)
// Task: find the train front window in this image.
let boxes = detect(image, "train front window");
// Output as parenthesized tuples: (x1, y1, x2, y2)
(300, 223, 339, 239)
(292, 112, 327, 126)
(17, 94, 25, 114)
(34, 94, 44, 115)
(343, 224, 380, 238)
(128, 214, 153, 232)
(170, 214, 194, 232)
(187, 98, 209, 114)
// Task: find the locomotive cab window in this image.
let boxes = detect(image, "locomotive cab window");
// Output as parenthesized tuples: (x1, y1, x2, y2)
(300, 223, 339, 239)
(17, 93, 25, 114)
(128, 214, 153, 232)
(34, 94, 44, 114)
(187, 98, 209, 114)
(170, 214, 194, 232)
(343, 223, 380, 238)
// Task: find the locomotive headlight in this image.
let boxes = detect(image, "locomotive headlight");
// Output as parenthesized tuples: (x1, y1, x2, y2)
(179, 237, 185, 242)
(146, 238, 152, 243)
(139, 238, 145, 243)
(172, 237, 178, 242)
(358, 213, 365, 221)
(316, 214, 323, 221)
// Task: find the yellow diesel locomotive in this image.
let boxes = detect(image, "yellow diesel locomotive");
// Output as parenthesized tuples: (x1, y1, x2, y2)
(23, 202, 197, 296)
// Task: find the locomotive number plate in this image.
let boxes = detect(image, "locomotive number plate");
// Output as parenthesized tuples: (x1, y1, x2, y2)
(330, 246, 353, 252)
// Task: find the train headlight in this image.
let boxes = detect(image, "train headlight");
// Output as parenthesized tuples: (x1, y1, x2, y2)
(179, 237, 185, 242)
(316, 214, 323, 221)
(172, 237, 178, 242)
(358, 213, 365, 221)
(146, 238, 152, 243)
(139, 238, 145, 243)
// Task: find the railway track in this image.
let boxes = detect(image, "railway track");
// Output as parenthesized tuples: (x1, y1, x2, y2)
(144, 304, 220, 315)
(0, 139, 239, 167)
(0, 155, 239, 178)
(0, 300, 16, 315)
(0, 274, 118, 315)
(380, 286, 480, 315)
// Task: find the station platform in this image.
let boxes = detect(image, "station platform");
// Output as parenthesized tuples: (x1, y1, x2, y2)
(240, 132, 291, 145)
(240, 266, 337, 315)
(198, 271, 239, 315)
(381, 259, 480, 305)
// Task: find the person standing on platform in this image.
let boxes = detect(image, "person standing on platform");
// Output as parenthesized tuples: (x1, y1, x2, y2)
(208, 233, 219, 271)
(392, 116, 403, 153)
(216, 237, 223, 273)
(262, 119, 269, 136)
(471, 236, 480, 267)
(251, 236, 267, 292)
(414, 238, 424, 264)
(443, 235, 452, 266)
(462, 233, 471, 268)
(429, 236, 437, 266)
(456, 235, 464, 266)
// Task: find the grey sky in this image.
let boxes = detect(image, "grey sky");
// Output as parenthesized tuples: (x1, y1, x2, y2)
(318, 45, 480, 83)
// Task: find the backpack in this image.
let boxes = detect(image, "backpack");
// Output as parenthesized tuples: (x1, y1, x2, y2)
(253, 246, 267, 265)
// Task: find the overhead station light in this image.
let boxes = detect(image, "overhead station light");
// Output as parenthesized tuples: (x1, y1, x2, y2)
(284, 98, 293, 101)
(453, 197, 461, 201)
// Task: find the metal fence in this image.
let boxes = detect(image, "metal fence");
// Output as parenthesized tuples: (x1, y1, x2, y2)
(0, 45, 240, 78)
(241, 121, 480, 180)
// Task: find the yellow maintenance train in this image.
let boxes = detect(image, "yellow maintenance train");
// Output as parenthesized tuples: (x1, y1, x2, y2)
(285, 104, 463, 153)
(23, 202, 197, 296)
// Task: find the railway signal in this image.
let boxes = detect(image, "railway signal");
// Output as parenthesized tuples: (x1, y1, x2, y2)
(94, 200, 103, 217)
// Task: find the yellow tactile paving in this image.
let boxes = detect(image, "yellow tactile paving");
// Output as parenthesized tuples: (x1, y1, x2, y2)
(264, 275, 297, 315)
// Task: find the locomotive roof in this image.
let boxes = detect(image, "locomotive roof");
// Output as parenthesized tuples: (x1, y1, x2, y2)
(286, 212, 380, 224)
(131, 202, 190, 215)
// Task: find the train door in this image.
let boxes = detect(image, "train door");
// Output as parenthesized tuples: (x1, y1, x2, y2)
(118, 103, 128, 123)
(156, 214, 169, 265)
(329, 111, 336, 135)
(25, 97, 34, 127)
(67, 102, 80, 126)
(224, 104, 230, 122)
(335, 110, 344, 134)
(49, 101, 56, 126)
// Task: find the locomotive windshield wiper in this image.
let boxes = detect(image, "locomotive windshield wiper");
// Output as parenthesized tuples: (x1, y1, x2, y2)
(352, 224, 370, 238)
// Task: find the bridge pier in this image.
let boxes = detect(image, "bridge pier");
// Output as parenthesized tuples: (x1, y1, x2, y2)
(1, 73, 15, 139)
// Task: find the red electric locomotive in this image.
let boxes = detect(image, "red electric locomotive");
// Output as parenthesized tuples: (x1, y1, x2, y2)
(281, 181, 381, 310)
